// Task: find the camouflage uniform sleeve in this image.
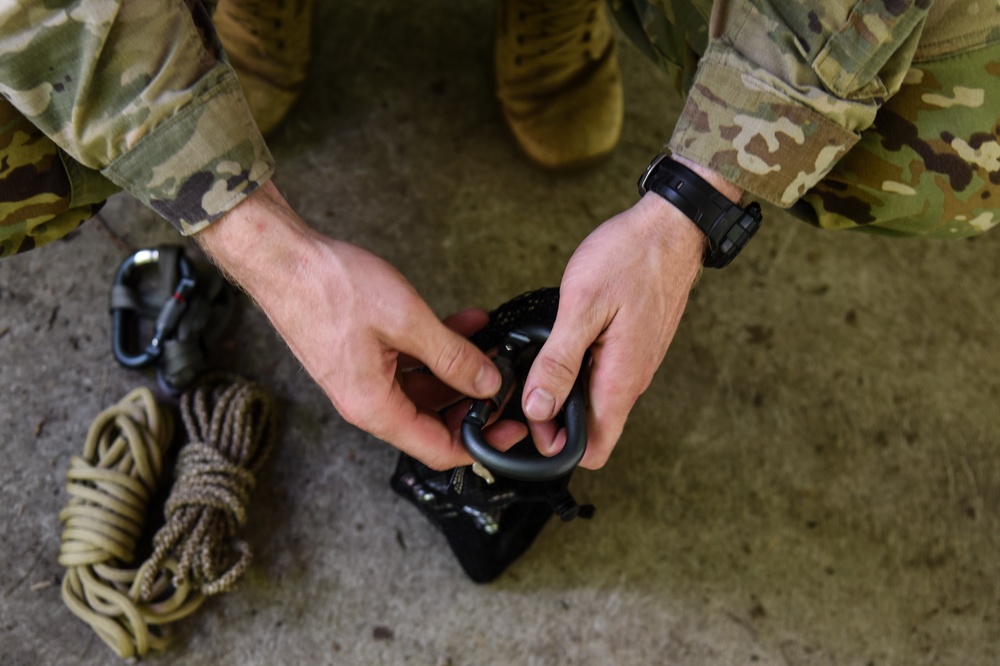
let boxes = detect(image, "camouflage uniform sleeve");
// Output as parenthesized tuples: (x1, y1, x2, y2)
(0, 0, 275, 235)
(667, 0, 932, 208)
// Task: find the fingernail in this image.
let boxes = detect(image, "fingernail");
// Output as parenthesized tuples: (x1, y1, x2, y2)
(525, 388, 555, 421)
(475, 364, 501, 395)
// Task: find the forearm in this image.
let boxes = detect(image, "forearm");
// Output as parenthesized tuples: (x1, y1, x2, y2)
(639, 154, 745, 279)
(198, 182, 305, 283)
(194, 181, 334, 333)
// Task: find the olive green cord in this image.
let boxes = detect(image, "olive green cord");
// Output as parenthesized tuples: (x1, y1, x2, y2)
(58, 376, 276, 659)
(58, 387, 201, 658)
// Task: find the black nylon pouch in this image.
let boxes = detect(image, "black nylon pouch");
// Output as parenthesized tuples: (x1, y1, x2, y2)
(390, 288, 594, 583)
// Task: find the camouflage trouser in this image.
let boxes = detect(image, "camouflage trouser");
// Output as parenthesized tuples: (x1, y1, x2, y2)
(0, 99, 120, 256)
(0, 0, 270, 259)
(613, 0, 1000, 238)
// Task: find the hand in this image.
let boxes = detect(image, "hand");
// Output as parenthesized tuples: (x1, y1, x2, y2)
(196, 181, 518, 470)
(399, 308, 529, 454)
(522, 157, 741, 468)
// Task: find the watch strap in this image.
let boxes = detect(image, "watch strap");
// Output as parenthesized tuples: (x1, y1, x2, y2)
(638, 154, 762, 269)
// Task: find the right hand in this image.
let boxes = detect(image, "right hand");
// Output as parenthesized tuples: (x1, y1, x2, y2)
(196, 181, 517, 469)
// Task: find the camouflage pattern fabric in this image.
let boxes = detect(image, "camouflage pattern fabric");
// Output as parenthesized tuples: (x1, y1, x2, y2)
(613, 0, 1000, 237)
(2, 1, 997, 254)
(0, 0, 274, 256)
(0, 98, 118, 256)
(796, 45, 1000, 237)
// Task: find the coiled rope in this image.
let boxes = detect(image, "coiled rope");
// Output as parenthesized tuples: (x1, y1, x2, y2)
(58, 375, 275, 659)
(140, 375, 276, 598)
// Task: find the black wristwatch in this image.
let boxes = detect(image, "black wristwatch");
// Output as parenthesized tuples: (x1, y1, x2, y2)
(638, 153, 762, 269)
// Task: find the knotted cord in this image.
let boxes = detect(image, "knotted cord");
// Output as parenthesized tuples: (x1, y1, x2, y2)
(140, 374, 276, 598)
(58, 375, 276, 658)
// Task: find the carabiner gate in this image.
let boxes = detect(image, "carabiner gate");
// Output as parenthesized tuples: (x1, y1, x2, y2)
(461, 324, 588, 481)
(110, 247, 197, 368)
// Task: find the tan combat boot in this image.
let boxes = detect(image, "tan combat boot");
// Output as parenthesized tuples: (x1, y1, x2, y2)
(213, 0, 313, 136)
(496, 0, 624, 169)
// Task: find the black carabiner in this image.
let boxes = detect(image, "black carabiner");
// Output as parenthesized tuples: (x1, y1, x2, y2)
(461, 324, 587, 481)
(110, 248, 197, 368)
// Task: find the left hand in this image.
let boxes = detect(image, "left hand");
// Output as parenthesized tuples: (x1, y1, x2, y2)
(520, 191, 708, 468)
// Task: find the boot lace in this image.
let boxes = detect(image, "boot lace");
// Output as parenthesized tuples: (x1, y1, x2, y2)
(503, 0, 608, 94)
(512, 2, 603, 66)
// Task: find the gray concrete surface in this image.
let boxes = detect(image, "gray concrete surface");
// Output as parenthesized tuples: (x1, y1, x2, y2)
(3, 1, 1000, 664)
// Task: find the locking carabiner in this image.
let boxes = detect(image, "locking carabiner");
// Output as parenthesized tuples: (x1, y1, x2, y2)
(461, 324, 588, 481)
(110, 248, 197, 368)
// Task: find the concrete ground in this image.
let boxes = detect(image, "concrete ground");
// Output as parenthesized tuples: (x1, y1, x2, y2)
(3, 1, 1000, 664)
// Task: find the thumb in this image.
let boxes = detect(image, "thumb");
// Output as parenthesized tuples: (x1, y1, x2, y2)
(397, 308, 502, 400)
(523, 301, 604, 422)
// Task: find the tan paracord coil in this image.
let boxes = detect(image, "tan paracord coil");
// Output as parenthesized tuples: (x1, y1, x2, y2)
(58, 375, 276, 659)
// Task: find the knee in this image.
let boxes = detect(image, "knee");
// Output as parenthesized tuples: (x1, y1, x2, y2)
(794, 154, 1000, 239)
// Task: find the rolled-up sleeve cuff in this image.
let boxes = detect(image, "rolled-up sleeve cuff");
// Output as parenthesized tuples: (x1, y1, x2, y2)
(101, 68, 275, 235)
(667, 58, 859, 208)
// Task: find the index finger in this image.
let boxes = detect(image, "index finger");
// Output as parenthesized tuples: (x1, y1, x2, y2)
(389, 303, 500, 400)
(369, 379, 475, 471)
